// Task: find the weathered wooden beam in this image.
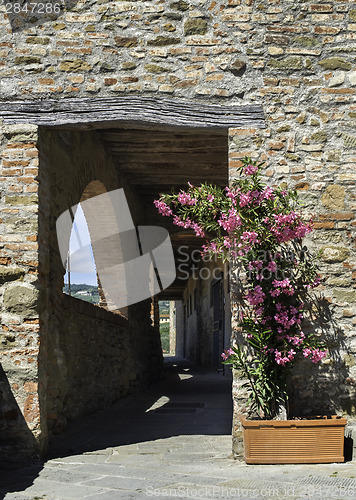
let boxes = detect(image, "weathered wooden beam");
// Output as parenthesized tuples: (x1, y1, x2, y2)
(0, 96, 265, 129)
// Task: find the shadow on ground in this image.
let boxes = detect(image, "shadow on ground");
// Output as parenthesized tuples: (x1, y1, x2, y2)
(0, 358, 232, 497)
(48, 359, 232, 458)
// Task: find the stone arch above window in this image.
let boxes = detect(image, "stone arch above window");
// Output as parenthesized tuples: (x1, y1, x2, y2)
(80, 179, 108, 203)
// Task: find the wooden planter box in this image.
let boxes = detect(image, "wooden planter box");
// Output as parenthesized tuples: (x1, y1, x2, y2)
(240, 415, 347, 464)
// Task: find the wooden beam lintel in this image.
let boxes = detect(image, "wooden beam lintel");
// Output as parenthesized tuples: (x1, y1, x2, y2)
(0, 96, 265, 129)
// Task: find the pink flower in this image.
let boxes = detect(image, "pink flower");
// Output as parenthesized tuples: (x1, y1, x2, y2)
(223, 237, 232, 248)
(173, 215, 193, 229)
(225, 187, 238, 206)
(221, 348, 234, 360)
(241, 231, 259, 244)
(239, 193, 251, 207)
(303, 348, 327, 363)
(178, 192, 197, 206)
(207, 194, 215, 202)
(154, 199, 172, 216)
(274, 349, 295, 366)
(274, 303, 303, 330)
(269, 212, 312, 244)
(218, 208, 241, 233)
(271, 278, 294, 297)
(202, 241, 222, 255)
(308, 275, 322, 289)
(261, 186, 275, 201)
(286, 332, 305, 346)
(247, 285, 265, 306)
(244, 164, 259, 176)
(310, 349, 327, 363)
(248, 260, 263, 271)
(267, 260, 277, 273)
(191, 222, 205, 237)
(255, 306, 264, 317)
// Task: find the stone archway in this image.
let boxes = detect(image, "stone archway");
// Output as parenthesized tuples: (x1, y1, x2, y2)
(0, 98, 265, 460)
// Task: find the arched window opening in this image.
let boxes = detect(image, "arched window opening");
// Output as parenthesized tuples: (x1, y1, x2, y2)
(63, 202, 100, 304)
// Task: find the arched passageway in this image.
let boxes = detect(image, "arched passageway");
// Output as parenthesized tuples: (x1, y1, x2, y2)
(41, 123, 233, 452)
(0, 98, 264, 461)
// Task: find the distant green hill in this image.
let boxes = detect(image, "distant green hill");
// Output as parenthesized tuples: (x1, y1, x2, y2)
(63, 283, 100, 304)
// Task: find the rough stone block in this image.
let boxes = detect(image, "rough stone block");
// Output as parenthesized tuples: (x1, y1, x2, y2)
(293, 36, 320, 47)
(328, 72, 345, 87)
(114, 37, 138, 47)
(318, 57, 352, 70)
(321, 184, 345, 210)
(170, 1, 190, 11)
(14, 56, 42, 65)
(147, 36, 181, 46)
(3, 284, 39, 318)
(59, 60, 92, 72)
(26, 37, 50, 45)
(184, 19, 208, 36)
(144, 64, 170, 73)
(333, 290, 356, 304)
(0, 265, 25, 284)
(268, 56, 303, 69)
(310, 130, 328, 143)
(349, 71, 356, 86)
(4, 195, 38, 206)
(320, 245, 350, 263)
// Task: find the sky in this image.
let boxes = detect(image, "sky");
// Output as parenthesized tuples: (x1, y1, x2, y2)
(63, 204, 99, 286)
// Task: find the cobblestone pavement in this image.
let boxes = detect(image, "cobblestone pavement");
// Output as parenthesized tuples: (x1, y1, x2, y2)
(0, 359, 355, 500)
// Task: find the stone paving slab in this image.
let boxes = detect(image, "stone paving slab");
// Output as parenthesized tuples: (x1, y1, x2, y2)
(3, 478, 111, 499)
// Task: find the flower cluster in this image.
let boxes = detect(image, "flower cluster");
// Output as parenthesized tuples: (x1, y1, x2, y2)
(218, 208, 241, 232)
(246, 286, 265, 306)
(153, 199, 172, 217)
(172, 215, 205, 237)
(270, 278, 295, 297)
(221, 348, 234, 360)
(244, 163, 259, 176)
(274, 349, 296, 366)
(177, 192, 197, 206)
(303, 347, 327, 363)
(268, 212, 313, 244)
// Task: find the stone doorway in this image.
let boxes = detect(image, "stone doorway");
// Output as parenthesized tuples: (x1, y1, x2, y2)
(0, 97, 265, 460)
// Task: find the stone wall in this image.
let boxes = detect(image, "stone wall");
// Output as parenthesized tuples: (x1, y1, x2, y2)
(55, 295, 131, 429)
(0, 122, 48, 459)
(0, 0, 353, 102)
(169, 301, 177, 355)
(50, 295, 161, 434)
(0, 0, 355, 458)
(229, 125, 356, 455)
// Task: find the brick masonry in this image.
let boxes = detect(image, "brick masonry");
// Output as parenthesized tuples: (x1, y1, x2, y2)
(0, 122, 45, 459)
(0, 0, 355, 458)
